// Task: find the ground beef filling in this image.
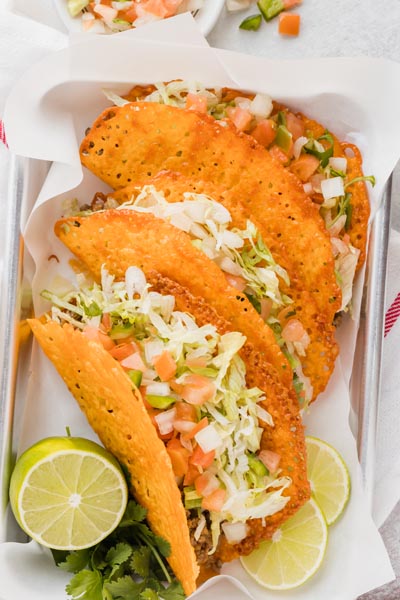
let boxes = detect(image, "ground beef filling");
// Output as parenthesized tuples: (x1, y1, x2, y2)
(187, 510, 222, 572)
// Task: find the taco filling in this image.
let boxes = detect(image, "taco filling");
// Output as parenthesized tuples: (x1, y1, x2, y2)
(42, 266, 292, 567)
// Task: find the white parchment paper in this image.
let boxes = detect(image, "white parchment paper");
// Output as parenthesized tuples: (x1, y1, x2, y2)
(3, 13, 400, 600)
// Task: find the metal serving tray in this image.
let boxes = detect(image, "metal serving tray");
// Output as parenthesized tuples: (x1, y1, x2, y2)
(0, 154, 392, 541)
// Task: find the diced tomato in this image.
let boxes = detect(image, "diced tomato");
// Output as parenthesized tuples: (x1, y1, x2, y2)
(258, 450, 281, 473)
(226, 106, 253, 132)
(283, 0, 303, 8)
(269, 144, 290, 165)
(183, 416, 208, 440)
(170, 379, 184, 395)
(139, 0, 182, 18)
(166, 438, 190, 477)
(224, 274, 247, 292)
(101, 313, 112, 332)
(285, 112, 305, 141)
(251, 119, 276, 147)
(201, 488, 226, 512)
(194, 472, 220, 497)
(109, 342, 139, 361)
(290, 154, 320, 182)
(123, 6, 137, 23)
(175, 402, 198, 422)
(190, 444, 215, 469)
(282, 318, 307, 342)
(278, 13, 301, 36)
(152, 350, 177, 381)
(83, 326, 115, 351)
(120, 352, 146, 372)
(184, 463, 200, 486)
(260, 298, 273, 321)
(181, 375, 215, 405)
(185, 93, 208, 114)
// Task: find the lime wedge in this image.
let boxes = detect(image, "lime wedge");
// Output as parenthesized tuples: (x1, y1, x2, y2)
(9, 437, 128, 550)
(306, 436, 351, 525)
(240, 499, 328, 590)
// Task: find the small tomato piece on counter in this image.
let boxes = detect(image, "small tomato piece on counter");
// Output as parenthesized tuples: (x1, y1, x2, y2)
(190, 445, 216, 469)
(181, 375, 216, 405)
(290, 154, 320, 182)
(278, 13, 301, 36)
(201, 488, 226, 512)
(252, 119, 277, 147)
(185, 93, 208, 114)
(258, 449, 281, 473)
(152, 350, 177, 381)
(226, 106, 253, 132)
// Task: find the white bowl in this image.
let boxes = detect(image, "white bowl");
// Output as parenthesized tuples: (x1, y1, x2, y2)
(54, 0, 225, 37)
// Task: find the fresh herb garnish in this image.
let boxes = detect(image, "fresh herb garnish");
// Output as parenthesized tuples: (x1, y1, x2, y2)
(54, 499, 185, 600)
(304, 132, 334, 168)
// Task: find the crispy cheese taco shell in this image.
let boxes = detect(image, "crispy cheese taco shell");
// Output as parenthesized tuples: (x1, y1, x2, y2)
(107, 173, 339, 402)
(55, 210, 292, 388)
(147, 272, 310, 563)
(27, 318, 198, 596)
(79, 102, 341, 320)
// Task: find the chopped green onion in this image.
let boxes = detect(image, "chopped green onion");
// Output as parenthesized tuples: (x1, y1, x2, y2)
(344, 174, 376, 189)
(257, 0, 284, 22)
(112, 19, 131, 25)
(239, 14, 263, 31)
(304, 132, 334, 168)
(275, 125, 292, 153)
(128, 370, 143, 388)
(276, 111, 287, 127)
(146, 395, 176, 410)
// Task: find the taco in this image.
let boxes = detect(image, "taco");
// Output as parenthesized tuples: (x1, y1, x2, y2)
(29, 266, 309, 591)
(121, 82, 372, 276)
(72, 179, 337, 405)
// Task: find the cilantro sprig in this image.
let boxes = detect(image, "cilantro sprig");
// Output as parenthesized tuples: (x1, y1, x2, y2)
(53, 500, 185, 600)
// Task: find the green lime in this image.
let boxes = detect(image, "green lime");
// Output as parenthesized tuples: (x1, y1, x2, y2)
(306, 436, 351, 525)
(9, 436, 128, 550)
(240, 499, 328, 590)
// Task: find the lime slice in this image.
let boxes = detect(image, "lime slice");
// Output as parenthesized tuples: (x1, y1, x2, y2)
(9, 437, 128, 550)
(240, 499, 328, 590)
(306, 436, 351, 525)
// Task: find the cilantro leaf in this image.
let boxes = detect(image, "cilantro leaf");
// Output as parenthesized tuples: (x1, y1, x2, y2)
(151, 535, 171, 559)
(57, 549, 91, 573)
(131, 547, 151, 578)
(158, 581, 186, 600)
(66, 569, 103, 600)
(105, 575, 143, 599)
(106, 542, 133, 567)
(119, 500, 148, 526)
(140, 589, 159, 600)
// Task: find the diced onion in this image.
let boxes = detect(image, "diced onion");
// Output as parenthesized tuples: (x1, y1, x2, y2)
(93, 4, 118, 20)
(193, 514, 207, 542)
(220, 230, 244, 249)
(173, 419, 196, 434)
(234, 96, 252, 111)
(125, 266, 147, 299)
(329, 215, 347, 238)
(303, 182, 313, 195)
(154, 408, 177, 435)
(226, 0, 252, 10)
(293, 136, 309, 160)
(250, 94, 273, 119)
(217, 255, 243, 276)
(329, 157, 347, 173)
(321, 177, 344, 201)
(195, 424, 223, 453)
(146, 382, 170, 396)
(111, 0, 133, 8)
(331, 236, 349, 257)
(144, 341, 164, 364)
(221, 521, 248, 544)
